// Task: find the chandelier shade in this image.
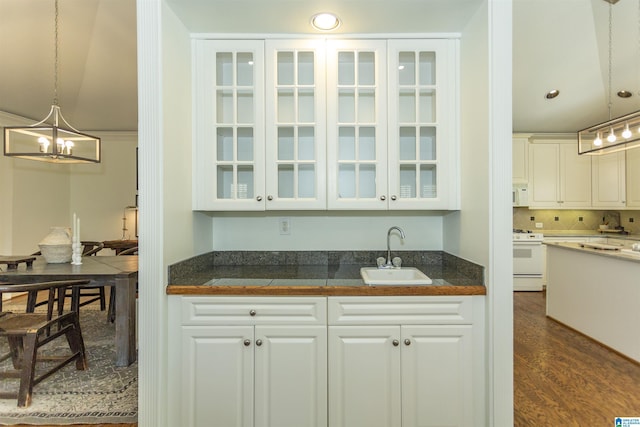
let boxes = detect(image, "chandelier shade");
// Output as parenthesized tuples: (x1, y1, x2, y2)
(3, 0, 101, 164)
(578, 110, 640, 155)
(578, 0, 640, 156)
(4, 106, 101, 164)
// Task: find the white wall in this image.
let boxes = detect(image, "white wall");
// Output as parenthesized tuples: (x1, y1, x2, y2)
(210, 212, 443, 251)
(0, 115, 137, 255)
(444, 4, 490, 265)
(162, 2, 202, 264)
(70, 132, 138, 243)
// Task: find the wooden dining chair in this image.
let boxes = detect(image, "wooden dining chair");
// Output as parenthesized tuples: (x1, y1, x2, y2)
(63, 241, 107, 314)
(0, 280, 89, 407)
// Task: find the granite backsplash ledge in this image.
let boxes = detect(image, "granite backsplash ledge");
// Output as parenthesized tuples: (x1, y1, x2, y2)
(168, 250, 484, 285)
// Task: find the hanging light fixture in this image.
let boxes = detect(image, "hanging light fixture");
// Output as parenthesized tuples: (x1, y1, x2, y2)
(3, 0, 101, 163)
(578, 0, 640, 155)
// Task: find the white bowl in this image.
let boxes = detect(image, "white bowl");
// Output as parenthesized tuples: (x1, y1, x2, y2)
(599, 225, 609, 230)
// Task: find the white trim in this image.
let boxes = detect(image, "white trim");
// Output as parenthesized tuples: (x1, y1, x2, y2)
(190, 32, 463, 40)
(136, 0, 166, 426)
(488, 0, 514, 425)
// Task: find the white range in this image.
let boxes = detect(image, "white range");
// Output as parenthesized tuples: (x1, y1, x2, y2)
(513, 231, 544, 291)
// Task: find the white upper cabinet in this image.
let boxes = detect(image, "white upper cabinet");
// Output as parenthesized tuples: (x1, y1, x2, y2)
(591, 151, 626, 208)
(265, 40, 327, 210)
(326, 40, 388, 210)
(512, 134, 530, 183)
(627, 148, 640, 208)
(194, 38, 459, 211)
(387, 39, 459, 210)
(193, 40, 265, 211)
(528, 140, 591, 208)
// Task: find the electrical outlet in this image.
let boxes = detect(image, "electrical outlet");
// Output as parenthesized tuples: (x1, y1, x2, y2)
(279, 217, 291, 235)
(535, 222, 543, 229)
(630, 218, 635, 223)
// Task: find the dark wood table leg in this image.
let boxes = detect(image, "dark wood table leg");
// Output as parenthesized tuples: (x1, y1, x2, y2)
(114, 274, 137, 366)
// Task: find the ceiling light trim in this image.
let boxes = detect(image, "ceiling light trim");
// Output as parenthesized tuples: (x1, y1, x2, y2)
(310, 13, 341, 31)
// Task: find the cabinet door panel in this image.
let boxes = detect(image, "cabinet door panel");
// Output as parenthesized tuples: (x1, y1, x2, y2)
(193, 40, 265, 211)
(592, 151, 626, 208)
(181, 326, 254, 427)
(387, 39, 458, 210)
(559, 143, 591, 207)
(528, 143, 560, 207)
(328, 326, 401, 427)
(265, 40, 327, 210)
(254, 325, 327, 427)
(327, 40, 388, 210)
(627, 148, 640, 207)
(401, 325, 473, 427)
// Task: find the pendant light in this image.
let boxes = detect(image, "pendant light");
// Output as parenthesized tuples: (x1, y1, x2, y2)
(578, 0, 640, 155)
(3, 0, 101, 163)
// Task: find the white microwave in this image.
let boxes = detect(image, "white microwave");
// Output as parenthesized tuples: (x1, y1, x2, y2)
(513, 184, 529, 207)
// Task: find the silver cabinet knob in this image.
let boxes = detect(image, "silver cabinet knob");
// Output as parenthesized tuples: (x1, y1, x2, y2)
(244, 339, 251, 347)
(267, 195, 273, 201)
(256, 196, 263, 202)
(380, 195, 386, 201)
(256, 339, 263, 347)
(392, 339, 399, 347)
(404, 339, 411, 346)
(249, 310, 256, 316)
(391, 195, 397, 201)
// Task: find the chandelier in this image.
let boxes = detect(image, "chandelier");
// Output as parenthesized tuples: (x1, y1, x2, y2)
(578, 0, 640, 155)
(3, 0, 101, 163)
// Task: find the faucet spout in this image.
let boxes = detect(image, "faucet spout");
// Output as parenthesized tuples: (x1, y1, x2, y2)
(386, 226, 405, 267)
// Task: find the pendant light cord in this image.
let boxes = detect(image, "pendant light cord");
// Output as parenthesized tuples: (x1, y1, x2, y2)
(53, 0, 59, 107)
(608, 0, 613, 120)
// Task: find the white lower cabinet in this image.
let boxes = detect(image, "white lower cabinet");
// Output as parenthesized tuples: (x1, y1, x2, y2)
(328, 324, 473, 427)
(169, 295, 483, 427)
(169, 297, 327, 427)
(327, 296, 480, 427)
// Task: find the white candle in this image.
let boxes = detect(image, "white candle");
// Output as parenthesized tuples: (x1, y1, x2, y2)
(77, 217, 80, 243)
(73, 212, 77, 243)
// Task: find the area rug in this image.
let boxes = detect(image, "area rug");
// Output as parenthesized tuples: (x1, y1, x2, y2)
(0, 309, 138, 425)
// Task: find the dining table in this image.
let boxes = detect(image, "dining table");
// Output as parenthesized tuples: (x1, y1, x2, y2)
(0, 255, 138, 367)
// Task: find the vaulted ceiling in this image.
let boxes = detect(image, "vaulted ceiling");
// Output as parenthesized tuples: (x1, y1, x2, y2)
(1, 0, 639, 134)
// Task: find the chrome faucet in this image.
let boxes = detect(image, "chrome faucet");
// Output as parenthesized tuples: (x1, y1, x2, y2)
(382, 226, 405, 268)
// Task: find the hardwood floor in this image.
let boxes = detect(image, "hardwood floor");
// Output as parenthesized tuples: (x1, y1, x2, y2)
(514, 291, 640, 426)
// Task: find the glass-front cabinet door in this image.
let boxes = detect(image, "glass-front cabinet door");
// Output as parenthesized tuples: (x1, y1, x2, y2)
(265, 40, 326, 210)
(193, 40, 265, 210)
(326, 40, 388, 210)
(387, 39, 459, 210)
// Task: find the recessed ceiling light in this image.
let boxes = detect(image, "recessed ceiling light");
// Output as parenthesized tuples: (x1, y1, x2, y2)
(545, 89, 560, 99)
(617, 90, 632, 98)
(311, 13, 341, 31)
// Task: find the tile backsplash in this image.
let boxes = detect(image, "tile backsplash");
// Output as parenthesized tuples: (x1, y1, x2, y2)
(513, 208, 640, 235)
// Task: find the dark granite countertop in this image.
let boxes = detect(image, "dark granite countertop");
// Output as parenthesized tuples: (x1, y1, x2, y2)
(166, 251, 486, 296)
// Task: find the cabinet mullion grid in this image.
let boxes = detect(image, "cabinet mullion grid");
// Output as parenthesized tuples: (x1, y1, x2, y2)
(277, 48, 317, 200)
(337, 49, 377, 200)
(398, 48, 437, 200)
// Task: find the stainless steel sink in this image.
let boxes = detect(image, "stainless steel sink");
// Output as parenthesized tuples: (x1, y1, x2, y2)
(360, 267, 432, 286)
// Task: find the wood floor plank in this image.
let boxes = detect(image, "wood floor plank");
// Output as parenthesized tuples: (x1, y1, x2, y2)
(514, 291, 640, 426)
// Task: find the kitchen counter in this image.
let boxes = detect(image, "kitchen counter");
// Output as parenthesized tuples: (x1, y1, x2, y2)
(546, 243, 640, 362)
(166, 250, 486, 296)
(544, 241, 640, 263)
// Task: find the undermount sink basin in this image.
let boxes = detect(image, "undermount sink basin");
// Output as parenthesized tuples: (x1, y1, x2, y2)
(360, 267, 432, 286)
